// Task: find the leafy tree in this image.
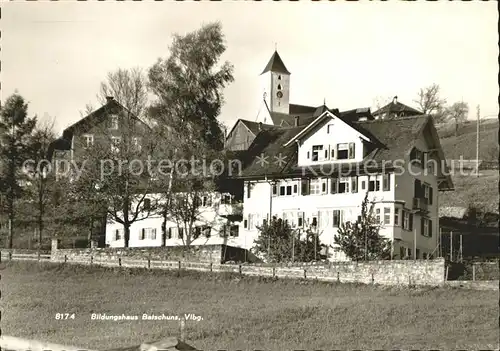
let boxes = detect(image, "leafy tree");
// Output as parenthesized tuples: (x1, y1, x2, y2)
(22, 119, 56, 252)
(147, 22, 235, 246)
(334, 193, 392, 261)
(414, 84, 447, 123)
(148, 21, 234, 151)
(0, 93, 37, 248)
(253, 217, 324, 263)
(446, 101, 469, 137)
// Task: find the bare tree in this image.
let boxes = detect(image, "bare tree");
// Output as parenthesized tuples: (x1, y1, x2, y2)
(446, 101, 469, 137)
(98, 68, 149, 120)
(414, 84, 447, 123)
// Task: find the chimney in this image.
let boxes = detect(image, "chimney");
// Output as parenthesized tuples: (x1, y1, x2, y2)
(258, 122, 263, 131)
(106, 96, 114, 103)
(294, 116, 300, 127)
(393, 96, 398, 104)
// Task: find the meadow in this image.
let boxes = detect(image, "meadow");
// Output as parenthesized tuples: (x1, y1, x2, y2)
(1, 261, 498, 350)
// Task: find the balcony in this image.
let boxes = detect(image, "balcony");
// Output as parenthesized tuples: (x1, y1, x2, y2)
(412, 197, 429, 213)
(218, 201, 243, 219)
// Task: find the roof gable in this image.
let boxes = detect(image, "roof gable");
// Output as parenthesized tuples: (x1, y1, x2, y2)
(261, 51, 291, 75)
(283, 110, 372, 147)
(372, 100, 423, 116)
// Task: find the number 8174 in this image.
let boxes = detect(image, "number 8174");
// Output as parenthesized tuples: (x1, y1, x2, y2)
(55, 313, 75, 320)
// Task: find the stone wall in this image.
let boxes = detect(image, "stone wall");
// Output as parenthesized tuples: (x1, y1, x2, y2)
(50, 240, 446, 287)
(51, 242, 225, 263)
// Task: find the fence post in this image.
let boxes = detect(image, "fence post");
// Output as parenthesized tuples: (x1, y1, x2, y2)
(304, 268, 307, 279)
(147, 258, 151, 270)
(210, 262, 213, 272)
(239, 264, 242, 276)
(272, 266, 276, 278)
(472, 264, 476, 281)
(9, 252, 12, 261)
(64, 255, 67, 263)
(337, 271, 340, 282)
(178, 261, 181, 277)
(371, 273, 374, 284)
(119, 257, 122, 267)
(90, 255, 93, 265)
(179, 316, 186, 342)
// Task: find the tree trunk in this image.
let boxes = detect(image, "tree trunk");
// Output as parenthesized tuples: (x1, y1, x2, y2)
(38, 177, 44, 253)
(455, 119, 459, 137)
(8, 198, 14, 249)
(87, 217, 94, 248)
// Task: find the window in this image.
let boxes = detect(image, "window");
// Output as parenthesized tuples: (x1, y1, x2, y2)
(368, 177, 380, 191)
(376, 208, 381, 223)
(394, 207, 400, 226)
(143, 198, 151, 210)
(272, 184, 278, 196)
(243, 219, 248, 229)
(247, 183, 252, 198)
(83, 134, 94, 148)
(221, 194, 232, 205)
(421, 218, 432, 237)
(312, 145, 323, 161)
(332, 210, 342, 228)
(337, 143, 349, 160)
(311, 213, 318, 228)
(178, 227, 184, 239)
(361, 180, 366, 190)
(248, 214, 254, 230)
(310, 179, 326, 195)
(140, 228, 157, 240)
(327, 124, 334, 134)
(384, 207, 391, 225)
(229, 225, 239, 237)
(351, 177, 358, 193)
(279, 186, 286, 196)
(402, 210, 413, 231)
(110, 115, 119, 130)
(382, 174, 391, 191)
(338, 178, 350, 193)
(201, 195, 212, 207)
(132, 137, 142, 152)
(114, 229, 123, 241)
(297, 212, 304, 227)
(111, 136, 121, 153)
(293, 184, 298, 194)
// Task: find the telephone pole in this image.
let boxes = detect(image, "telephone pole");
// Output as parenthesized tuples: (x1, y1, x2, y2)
(476, 105, 480, 177)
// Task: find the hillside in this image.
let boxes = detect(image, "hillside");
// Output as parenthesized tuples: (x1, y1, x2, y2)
(440, 170, 499, 214)
(437, 118, 498, 162)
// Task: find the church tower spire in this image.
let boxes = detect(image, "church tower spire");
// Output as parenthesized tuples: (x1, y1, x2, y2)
(260, 50, 291, 115)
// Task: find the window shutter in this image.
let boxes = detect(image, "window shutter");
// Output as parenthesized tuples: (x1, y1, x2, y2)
(409, 213, 413, 231)
(383, 174, 391, 191)
(321, 180, 327, 193)
(330, 178, 338, 194)
(429, 220, 433, 237)
(272, 184, 277, 196)
(298, 212, 304, 227)
(168, 227, 172, 239)
(421, 217, 425, 236)
(429, 187, 433, 205)
(348, 143, 355, 159)
(307, 151, 310, 159)
(301, 179, 310, 196)
(324, 149, 328, 159)
(351, 176, 358, 193)
(244, 219, 248, 229)
(414, 179, 421, 197)
(331, 148, 335, 159)
(141, 228, 145, 240)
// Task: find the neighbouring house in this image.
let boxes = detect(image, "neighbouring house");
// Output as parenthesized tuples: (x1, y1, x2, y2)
(105, 189, 244, 248)
(236, 108, 453, 261)
(372, 96, 424, 120)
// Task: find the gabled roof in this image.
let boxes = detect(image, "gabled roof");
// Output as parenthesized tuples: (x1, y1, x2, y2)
(268, 103, 338, 127)
(340, 107, 375, 121)
(372, 99, 423, 116)
(284, 110, 372, 147)
(261, 51, 291, 75)
(225, 119, 275, 143)
(237, 114, 454, 190)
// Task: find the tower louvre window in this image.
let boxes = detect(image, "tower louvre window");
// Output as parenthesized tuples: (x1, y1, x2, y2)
(278, 75, 282, 80)
(277, 84, 282, 90)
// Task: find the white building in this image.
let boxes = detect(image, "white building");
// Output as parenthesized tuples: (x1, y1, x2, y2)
(237, 51, 454, 261)
(105, 192, 244, 248)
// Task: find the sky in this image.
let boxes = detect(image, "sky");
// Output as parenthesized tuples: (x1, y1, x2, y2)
(2, 1, 498, 134)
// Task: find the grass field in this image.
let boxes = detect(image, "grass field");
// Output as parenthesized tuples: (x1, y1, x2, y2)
(1, 261, 498, 350)
(440, 169, 499, 214)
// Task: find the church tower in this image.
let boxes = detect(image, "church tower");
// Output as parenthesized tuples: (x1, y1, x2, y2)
(260, 51, 291, 115)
